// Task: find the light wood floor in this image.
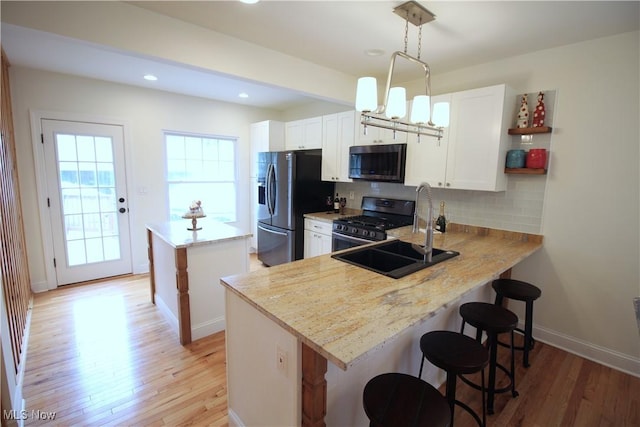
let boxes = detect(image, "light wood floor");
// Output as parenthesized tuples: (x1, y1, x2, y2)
(22, 273, 639, 426)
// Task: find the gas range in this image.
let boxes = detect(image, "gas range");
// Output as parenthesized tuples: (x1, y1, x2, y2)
(332, 197, 415, 243)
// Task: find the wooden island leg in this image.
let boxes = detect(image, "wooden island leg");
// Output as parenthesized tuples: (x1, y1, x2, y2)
(175, 247, 192, 345)
(147, 229, 156, 304)
(301, 343, 327, 427)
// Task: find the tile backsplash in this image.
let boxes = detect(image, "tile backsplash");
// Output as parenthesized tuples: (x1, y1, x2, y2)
(336, 174, 546, 234)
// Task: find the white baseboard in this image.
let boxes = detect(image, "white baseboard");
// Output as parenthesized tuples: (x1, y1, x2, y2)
(154, 293, 178, 336)
(533, 324, 640, 377)
(228, 408, 244, 427)
(30, 280, 49, 293)
(191, 316, 225, 341)
(133, 263, 149, 275)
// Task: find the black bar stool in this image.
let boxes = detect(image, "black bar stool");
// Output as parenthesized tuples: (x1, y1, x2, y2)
(459, 302, 519, 415)
(492, 278, 542, 367)
(419, 331, 488, 427)
(363, 372, 451, 427)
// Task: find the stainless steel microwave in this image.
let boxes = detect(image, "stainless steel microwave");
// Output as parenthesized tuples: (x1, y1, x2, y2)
(348, 143, 407, 183)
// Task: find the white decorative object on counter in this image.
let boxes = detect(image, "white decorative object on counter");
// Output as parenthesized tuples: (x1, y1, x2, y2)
(182, 200, 206, 230)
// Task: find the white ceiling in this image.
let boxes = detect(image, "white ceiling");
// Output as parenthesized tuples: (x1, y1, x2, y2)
(2, 1, 639, 110)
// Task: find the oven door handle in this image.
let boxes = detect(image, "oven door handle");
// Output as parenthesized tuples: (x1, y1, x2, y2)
(332, 232, 380, 245)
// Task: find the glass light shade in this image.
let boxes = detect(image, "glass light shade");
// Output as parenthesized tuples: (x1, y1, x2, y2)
(355, 77, 378, 112)
(433, 102, 450, 127)
(385, 87, 407, 119)
(410, 95, 431, 124)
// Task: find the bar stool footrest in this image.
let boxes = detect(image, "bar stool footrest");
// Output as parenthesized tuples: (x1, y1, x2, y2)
(459, 364, 518, 398)
(454, 399, 485, 427)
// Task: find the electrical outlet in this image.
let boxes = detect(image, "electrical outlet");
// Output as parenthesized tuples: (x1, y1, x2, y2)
(349, 191, 355, 200)
(276, 347, 287, 372)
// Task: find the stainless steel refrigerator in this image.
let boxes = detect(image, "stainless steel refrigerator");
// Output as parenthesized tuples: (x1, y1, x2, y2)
(257, 149, 334, 266)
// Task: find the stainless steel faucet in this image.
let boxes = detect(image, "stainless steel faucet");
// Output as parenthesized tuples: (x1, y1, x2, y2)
(412, 182, 434, 263)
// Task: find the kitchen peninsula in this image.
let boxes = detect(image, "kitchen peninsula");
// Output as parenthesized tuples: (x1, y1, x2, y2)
(147, 220, 251, 345)
(220, 224, 542, 427)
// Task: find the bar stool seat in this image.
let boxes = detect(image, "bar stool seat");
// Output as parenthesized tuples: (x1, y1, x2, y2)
(459, 302, 519, 415)
(363, 372, 451, 427)
(419, 331, 488, 427)
(492, 278, 542, 367)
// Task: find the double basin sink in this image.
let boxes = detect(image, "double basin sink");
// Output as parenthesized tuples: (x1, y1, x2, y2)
(331, 239, 460, 279)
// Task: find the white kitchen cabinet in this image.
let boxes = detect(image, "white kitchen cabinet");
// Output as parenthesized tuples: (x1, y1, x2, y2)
(285, 117, 322, 150)
(405, 94, 452, 187)
(250, 120, 285, 178)
(354, 112, 408, 145)
(406, 84, 515, 191)
(322, 111, 354, 182)
(303, 218, 333, 258)
(250, 120, 284, 251)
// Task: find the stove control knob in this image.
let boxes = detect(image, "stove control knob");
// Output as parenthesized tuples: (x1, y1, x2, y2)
(336, 225, 342, 231)
(361, 230, 369, 237)
(351, 227, 358, 234)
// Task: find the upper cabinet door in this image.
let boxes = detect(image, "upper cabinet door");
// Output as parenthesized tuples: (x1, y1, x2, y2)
(445, 84, 514, 191)
(322, 111, 354, 182)
(404, 94, 452, 187)
(285, 117, 322, 150)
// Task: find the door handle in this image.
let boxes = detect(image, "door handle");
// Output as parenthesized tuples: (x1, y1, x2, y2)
(119, 207, 127, 213)
(119, 197, 125, 203)
(258, 225, 288, 236)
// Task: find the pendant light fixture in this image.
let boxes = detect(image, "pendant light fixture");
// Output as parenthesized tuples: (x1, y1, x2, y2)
(355, 1, 449, 141)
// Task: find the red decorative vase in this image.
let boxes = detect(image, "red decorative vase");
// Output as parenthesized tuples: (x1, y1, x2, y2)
(526, 149, 547, 169)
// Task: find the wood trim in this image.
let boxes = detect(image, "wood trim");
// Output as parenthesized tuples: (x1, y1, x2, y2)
(175, 247, 191, 345)
(0, 47, 33, 375)
(508, 126, 552, 135)
(147, 229, 156, 304)
(301, 343, 327, 427)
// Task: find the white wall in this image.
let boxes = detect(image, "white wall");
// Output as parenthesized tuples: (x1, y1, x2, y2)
(9, 67, 285, 288)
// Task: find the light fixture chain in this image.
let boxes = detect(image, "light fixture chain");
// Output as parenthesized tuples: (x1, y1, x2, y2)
(417, 22, 423, 60)
(404, 11, 409, 54)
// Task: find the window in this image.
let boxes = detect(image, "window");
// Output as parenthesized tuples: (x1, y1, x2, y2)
(165, 132, 237, 222)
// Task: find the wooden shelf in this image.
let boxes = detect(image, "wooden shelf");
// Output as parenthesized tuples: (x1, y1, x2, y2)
(505, 168, 547, 175)
(508, 126, 552, 135)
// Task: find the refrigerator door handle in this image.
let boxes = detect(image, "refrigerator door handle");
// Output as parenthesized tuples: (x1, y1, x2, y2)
(266, 163, 276, 215)
(258, 224, 288, 237)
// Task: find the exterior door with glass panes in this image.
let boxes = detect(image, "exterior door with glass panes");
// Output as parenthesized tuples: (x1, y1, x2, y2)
(42, 119, 132, 286)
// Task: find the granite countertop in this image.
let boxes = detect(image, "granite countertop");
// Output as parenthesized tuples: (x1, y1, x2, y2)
(147, 219, 251, 249)
(220, 224, 542, 370)
(304, 208, 361, 222)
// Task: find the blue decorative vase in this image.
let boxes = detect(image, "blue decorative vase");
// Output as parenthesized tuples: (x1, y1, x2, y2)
(506, 149, 526, 168)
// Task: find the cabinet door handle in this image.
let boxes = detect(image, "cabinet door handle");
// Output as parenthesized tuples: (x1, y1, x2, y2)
(446, 182, 451, 187)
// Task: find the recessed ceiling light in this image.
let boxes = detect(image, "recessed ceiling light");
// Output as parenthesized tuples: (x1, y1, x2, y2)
(238, 92, 249, 98)
(239, 0, 259, 4)
(143, 74, 158, 81)
(364, 49, 385, 57)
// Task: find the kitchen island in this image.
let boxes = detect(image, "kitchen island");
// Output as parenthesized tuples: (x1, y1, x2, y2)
(147, 219, 250, 345)
(220, 224, 542, 426)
